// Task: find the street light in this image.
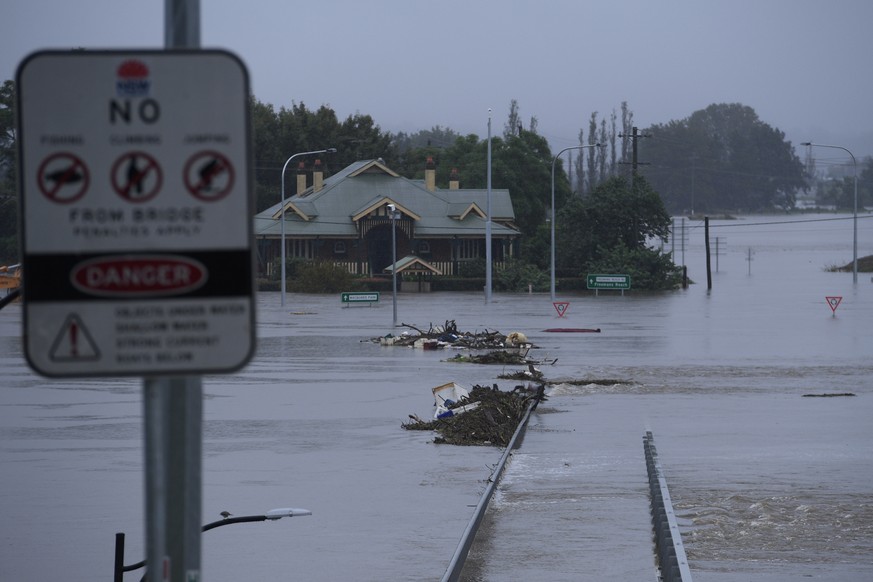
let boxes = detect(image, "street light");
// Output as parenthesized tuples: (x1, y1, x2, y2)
(802, 142, 858, 284)
(550, 144, 602, 301)
(114, 507, 312, 581)
(280, 149, 337, 307)
(388, 203, 400, 327)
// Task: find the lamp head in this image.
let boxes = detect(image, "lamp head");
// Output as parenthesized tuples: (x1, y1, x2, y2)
(387, 203, 395, 212)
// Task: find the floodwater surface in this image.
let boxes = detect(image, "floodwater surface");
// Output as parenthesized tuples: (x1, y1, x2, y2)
(1, 213, 872, 581)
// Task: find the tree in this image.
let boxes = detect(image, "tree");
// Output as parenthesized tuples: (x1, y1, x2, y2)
(250, 99, 397, 212)
(642, 103, 806, 213)
(0, 80, 18, 264)
(556, 175, 679, 289)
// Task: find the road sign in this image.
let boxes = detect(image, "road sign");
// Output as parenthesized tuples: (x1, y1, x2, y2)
(825, 296, 842, 315)
(553, 302, 569, 317)
(586, 274, 631, 290)
(16, 50, 255, 377)
(341, 291, 380, 305)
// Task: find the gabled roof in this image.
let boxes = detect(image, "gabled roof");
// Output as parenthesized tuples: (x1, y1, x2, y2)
(384, 255, 443, 275)
(255, 159, 519, 239)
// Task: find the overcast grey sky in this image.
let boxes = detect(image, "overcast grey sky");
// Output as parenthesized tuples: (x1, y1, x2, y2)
(5, 0, 873, 159)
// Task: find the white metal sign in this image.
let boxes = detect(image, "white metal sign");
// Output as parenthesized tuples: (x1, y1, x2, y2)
(17, 50, 255, 377)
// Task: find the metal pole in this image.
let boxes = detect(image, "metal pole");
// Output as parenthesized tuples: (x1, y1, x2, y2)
(802, 142, 858, 284)
(144, 377, 203, 582)
(550, 144, 600, 302)
(485, 112, 492, 303)
(114, 532, 125, 582)
(279, 148, 337, 307)
(391, 208, 398, 327)
(145, 4, 203, 582)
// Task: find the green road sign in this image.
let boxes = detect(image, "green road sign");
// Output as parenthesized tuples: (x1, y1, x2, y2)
(586, 274, 631, 290)
(341, 291, 380, 304)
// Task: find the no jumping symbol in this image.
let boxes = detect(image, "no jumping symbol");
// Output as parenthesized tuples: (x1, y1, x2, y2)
(184, 151, 234, 201)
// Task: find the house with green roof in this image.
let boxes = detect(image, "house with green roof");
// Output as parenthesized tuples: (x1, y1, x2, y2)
(254, 157, 520, 279)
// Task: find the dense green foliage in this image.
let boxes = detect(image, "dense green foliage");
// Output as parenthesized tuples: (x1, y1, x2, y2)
(11, 77, 819, 290)
(1, 80, 18, 264)
(285, 261, 360, 293)
(251, 99, 397, 212)
(641, 103, 806, 213)
(557, 176, 682, 290)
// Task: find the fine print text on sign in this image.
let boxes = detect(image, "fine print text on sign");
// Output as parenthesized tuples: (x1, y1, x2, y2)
(586, 274, 631, 290)
(17, 50, 255, 377)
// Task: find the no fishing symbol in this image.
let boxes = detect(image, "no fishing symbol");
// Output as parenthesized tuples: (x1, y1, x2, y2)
(825, 296, 842, 316)
(37, 152, 90, 204)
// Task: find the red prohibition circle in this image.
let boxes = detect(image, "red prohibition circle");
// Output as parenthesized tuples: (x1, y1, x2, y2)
(110, 151, 163, 203)
(37, 152, 90, 204)
(183, 150, 235, 202)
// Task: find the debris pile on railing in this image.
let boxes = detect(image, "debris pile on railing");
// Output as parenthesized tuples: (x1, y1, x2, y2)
(372, 320, 529, 351)
(403, 383, 545, 447)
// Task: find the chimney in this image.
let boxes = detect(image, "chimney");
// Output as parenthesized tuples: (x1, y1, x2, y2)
(449, 168, 460, 190)
(313, 159, 324, 192)
(296, 161, 306, 194)
(425, 156, 436, 191)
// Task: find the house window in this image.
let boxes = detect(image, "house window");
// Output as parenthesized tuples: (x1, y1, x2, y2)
(417, 241, 430, 255)
(288, 239, 313, 259)
(334, 241, 346, 254)
(458, 239, 479, 259)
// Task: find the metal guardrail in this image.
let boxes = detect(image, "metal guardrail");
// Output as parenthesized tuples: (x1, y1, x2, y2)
(644, 431, 693, 582)
(440, 398, 538, 582)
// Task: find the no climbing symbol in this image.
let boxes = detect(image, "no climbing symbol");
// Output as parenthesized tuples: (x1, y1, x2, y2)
(49, 314, 100, 362)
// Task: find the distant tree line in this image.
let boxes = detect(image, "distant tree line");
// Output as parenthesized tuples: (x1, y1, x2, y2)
(5, 76, 864, 288)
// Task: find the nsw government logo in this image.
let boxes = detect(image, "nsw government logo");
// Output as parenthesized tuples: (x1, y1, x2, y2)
(116, 59, 150, 97)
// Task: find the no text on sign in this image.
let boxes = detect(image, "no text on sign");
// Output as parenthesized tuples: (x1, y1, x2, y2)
(16, 49, 255, 378)
(587, 274, 631, 290)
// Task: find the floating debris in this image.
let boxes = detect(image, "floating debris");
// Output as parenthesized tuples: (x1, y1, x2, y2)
(371, 320, 526, 351)
(403, 383, 546, 447)
(802, 392, 856, 397)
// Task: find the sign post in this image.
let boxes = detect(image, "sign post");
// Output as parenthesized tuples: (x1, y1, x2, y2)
(17, 47, 253, 582)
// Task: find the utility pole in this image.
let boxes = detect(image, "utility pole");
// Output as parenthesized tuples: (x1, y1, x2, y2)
(618, 126, 650, 187)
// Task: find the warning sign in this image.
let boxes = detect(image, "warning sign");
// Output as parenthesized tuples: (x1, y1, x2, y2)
(16, 50, 255, 377)
(825, 296, 842, 315)
(38, 152, 89, 204)
(49, 314, 100, 361)
(553, 302, 569, 317)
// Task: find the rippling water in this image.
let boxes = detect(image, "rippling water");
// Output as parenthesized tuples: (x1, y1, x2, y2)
(1, 213, 872, 581)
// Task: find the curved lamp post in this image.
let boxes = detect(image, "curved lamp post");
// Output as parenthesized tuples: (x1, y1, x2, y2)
(550, 144, 602, 301)
(802, 142, 858, 284)
(114, 508, 312, 581)
(280, 149, 337, 307)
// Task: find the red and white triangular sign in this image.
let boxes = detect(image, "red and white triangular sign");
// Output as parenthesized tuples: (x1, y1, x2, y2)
(49, 314, 101, 361)
(825, 296, 842, 315)
(553, 302, 570, 317)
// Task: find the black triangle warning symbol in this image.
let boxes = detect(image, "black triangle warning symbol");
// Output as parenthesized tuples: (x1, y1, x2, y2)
(49, 314, 101, 362)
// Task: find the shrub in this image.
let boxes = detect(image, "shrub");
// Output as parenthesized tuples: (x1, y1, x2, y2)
(286, 261, 360, 293)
